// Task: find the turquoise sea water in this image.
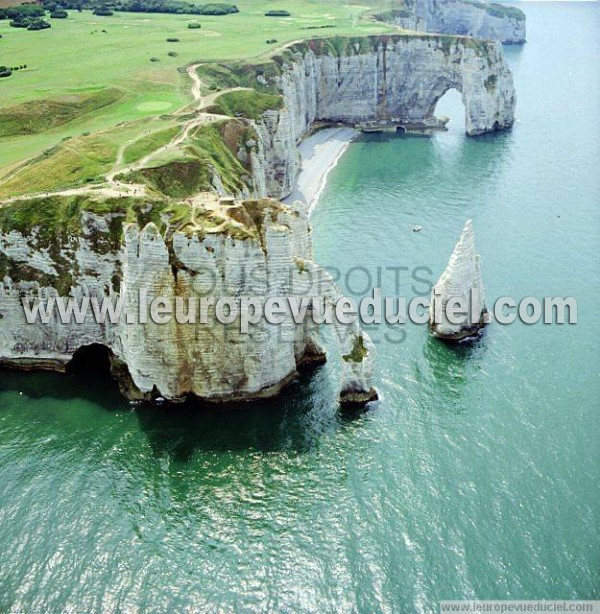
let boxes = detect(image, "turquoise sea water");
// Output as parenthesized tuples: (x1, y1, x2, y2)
(1, 3, 599, 611)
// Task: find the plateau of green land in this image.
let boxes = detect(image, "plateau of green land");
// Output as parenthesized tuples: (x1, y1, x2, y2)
(0, 0, 392, 176)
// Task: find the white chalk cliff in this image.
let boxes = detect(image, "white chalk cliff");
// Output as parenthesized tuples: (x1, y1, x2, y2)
(0, 197, 376, 404)
(0, 33, 516, 404)
(429, 219, 488, 341)
(244, 35, 516, 199)
(376, 0, 526, 44)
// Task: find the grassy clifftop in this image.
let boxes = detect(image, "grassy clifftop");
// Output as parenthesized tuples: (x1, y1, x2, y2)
(0, 0, 391, 170)
(198, 32, 493, 94)
(0, 89, 125, 138)
(118, 119, 256, 198)
(209, 90, 283, 120)
(469, 1, 525, 21)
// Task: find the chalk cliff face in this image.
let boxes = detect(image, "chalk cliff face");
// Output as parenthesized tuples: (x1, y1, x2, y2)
(429, 219, 488, 341)
(0, 33, 517, 405)
(376, 0, 526, 44)
(0, 199, 305, 401)
(0, 197, 376, 403)
(246, 35, 516, 199)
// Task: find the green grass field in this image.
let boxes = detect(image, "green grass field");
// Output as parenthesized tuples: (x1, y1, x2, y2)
(0, 0, 391, 174)
(0, 115, 181, 197)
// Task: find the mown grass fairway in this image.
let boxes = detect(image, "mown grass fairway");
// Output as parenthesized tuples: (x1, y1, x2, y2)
(0, 0, 390, 172)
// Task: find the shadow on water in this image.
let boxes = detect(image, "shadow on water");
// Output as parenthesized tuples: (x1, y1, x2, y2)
(421, 332, 487, 410)
(0, 345, 126, 412)
(355, 126, 513, 190)
(133, 366, 345, 460)
(0, 348, 366, 458)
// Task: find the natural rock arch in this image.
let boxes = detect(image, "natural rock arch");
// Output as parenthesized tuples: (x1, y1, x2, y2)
(429, 85, 466, 130)
(249, 35, 517, 199)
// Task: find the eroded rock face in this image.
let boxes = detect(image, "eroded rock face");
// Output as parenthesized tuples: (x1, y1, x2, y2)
(0, 199, 376, 404)
(249, 36, 516, 199)
(429, 219, 488, 341)
(380, 0, 526, 44)
(298, 261, 378, 406)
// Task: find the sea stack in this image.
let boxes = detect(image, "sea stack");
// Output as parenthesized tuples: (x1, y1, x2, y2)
(429, 219, 488, 342)
(339, 333, 378, 407)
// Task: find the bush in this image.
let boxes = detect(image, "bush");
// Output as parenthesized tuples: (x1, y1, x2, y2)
(265, 38, 277, 44)
(167, 51, 178, 57)
(27, 18, 51, 30)
(93, 8, 114, 15)
(150, 57, 160, 62)
(301, 24, 336, 30)
(187, 21, 201, 28)
(166, 37, 179, 42)
(50, 9, 68, 18)
(197, 3, 238, 15)
(29, 0, 239, 18)
(6, 5, 46, 19)
(10, 16, 51, 30)
(265, 10, 290, 17)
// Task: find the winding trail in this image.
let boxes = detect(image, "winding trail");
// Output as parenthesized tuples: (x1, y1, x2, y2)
(188, 63, 203, 106)
(0, 63, 232, 207)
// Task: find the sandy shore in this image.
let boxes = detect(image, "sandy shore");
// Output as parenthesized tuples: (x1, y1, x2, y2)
(282, 127, 358, 214)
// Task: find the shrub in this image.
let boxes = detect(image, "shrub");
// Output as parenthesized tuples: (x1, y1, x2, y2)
(30, 0, 239, 18)
(93, 8, 114, 15)
(197, 3, 238, 15)
(27, 18, 51, 30)
(167, 51, 178, 57)
(266, 38, 277, 44)
(301, 24, 336, 30)
(6, 5, 46, 19)
(50, 9, 68, 18)
(187, 21, 201, 28)
(150, 57, 160, 62)
(265, 9, 290, 17)
(11, 16, 52, 30)
(166, 37, 179, 42)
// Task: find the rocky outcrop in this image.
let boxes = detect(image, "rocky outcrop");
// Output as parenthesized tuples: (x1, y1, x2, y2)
(0, 32, 518, 406)
(238, 35, 516, 199)
(299, 261, 378, 406)
(375, 1, 526, 44)
(0, 196, 376, 404)
(429, 219, 488, 341)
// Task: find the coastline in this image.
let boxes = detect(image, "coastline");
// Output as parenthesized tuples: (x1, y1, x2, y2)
(282, 127, 358, 214)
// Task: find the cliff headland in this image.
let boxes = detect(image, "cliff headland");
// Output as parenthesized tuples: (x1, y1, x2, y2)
(0, 29, 516, 404)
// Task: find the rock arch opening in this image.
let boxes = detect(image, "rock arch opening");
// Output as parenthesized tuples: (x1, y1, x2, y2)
(433, 88, 466, 134)
(67, 343, 114, 380)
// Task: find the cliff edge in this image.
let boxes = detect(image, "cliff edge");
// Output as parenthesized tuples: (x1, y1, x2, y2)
(0, 32, 516, 405)
(373, 0, 526, 44)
